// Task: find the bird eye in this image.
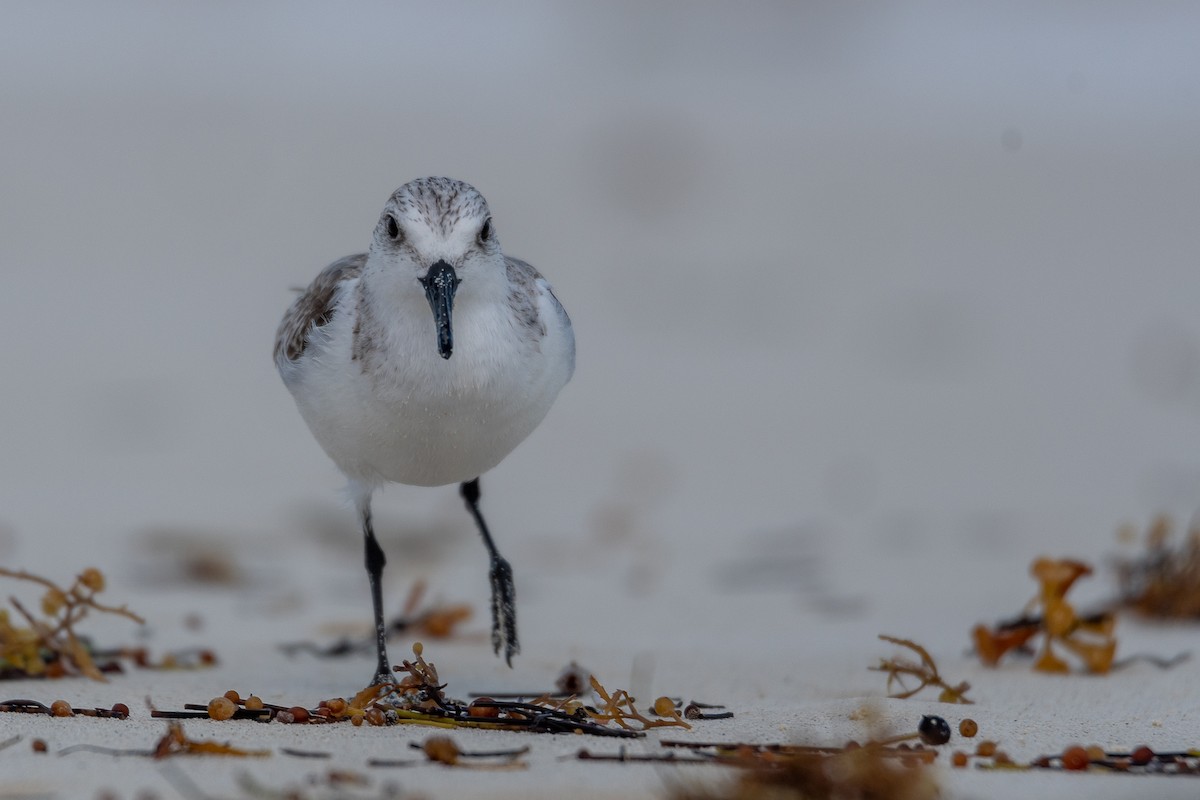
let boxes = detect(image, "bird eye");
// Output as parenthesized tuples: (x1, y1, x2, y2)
(385, 215, 402, 241)
(478, 217, 493, 244)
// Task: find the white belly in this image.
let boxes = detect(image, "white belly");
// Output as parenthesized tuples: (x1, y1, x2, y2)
(282, 290, 572, 488)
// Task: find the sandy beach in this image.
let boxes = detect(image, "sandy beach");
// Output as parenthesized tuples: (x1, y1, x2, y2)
(3, 4, 1200, 798)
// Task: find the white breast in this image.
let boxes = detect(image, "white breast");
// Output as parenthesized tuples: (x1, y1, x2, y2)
(281, 277, 573, 488)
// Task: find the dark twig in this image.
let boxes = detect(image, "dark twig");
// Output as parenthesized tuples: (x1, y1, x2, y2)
(366, 757, 421, 768)
(58, 743, 155, 757)
(575, 747, 712, 764)
(0, 699, 51, 714)
(1111, 651, 1191, 671)
(280, 747, 332, 758)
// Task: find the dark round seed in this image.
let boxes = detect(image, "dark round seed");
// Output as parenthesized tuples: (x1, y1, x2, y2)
(918, 715, 951, 746)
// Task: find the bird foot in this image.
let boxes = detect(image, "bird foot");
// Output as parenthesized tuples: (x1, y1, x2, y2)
(489, 555, 519, 666)
(366, 671, 412, 709)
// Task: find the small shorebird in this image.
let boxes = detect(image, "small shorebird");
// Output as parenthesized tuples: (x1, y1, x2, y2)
(274, 177, 574, 685)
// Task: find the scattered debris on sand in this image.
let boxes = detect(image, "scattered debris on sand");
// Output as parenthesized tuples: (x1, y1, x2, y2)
(872, 634, 973, 703)
(0, 566, 146, 680)
(972, 558, 1117, 674)
(1116, 515, 1200, 619)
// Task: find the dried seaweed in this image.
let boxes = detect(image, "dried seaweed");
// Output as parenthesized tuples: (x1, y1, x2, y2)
(588, 675, 692, 731)
(1116, 516, 1200, 619)
(280, 580, 473, 659)
(972, 558, 1117, 674)
(58, 720, 268, 759)
(157, 644, 697, 738)
(0, 698, 129, 718)
(0, 566, 144, 680)
(465, 658, 730, 727)
(152, 721, 270, 758)
(1029, 744, 1200, 774)
(97, 646, 218, 671)
(953, 739, 1200, 775)
(871, 635, 973, 703)
(410, 735, 528, 768)
(659, 737, 940, 800)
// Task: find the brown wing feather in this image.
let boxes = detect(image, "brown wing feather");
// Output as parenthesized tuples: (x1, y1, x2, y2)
(274, 253, 367, 364)
(503, 255, 548, 337)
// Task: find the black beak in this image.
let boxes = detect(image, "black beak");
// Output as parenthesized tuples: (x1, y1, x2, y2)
(419, 260, 460, 359)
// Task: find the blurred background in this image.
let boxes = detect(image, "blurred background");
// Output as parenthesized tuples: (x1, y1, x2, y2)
(2, 2, 1199, 653)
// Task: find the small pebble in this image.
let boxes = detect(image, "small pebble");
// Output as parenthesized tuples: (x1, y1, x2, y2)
(652, 696, 676, 716)
(1061, 745, 1090, 771)
(467, 698, 500, 719)
(207, 696, 236, 721)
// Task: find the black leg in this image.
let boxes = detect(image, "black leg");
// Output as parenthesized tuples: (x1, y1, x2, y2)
(460, 478, 519, 666)
(361, 500, 392, 685)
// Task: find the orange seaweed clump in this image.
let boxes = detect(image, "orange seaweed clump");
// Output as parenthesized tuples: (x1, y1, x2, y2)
(971, 623, 1038, 667)
(588, 675, 691, 731)
(0, 567, 143, 680)
(152, 721, 269, 758)
(973, 557, 1116, 675)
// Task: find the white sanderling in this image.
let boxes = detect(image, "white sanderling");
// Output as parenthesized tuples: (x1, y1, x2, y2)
(275, 177, 574, 684)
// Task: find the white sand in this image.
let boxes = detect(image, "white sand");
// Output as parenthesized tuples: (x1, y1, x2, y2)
(3, 4, 1200, 798)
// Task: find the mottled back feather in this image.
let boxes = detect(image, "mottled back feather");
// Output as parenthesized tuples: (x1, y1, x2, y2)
(503, 256, 548, 338)
(274, 253, 367, 364)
